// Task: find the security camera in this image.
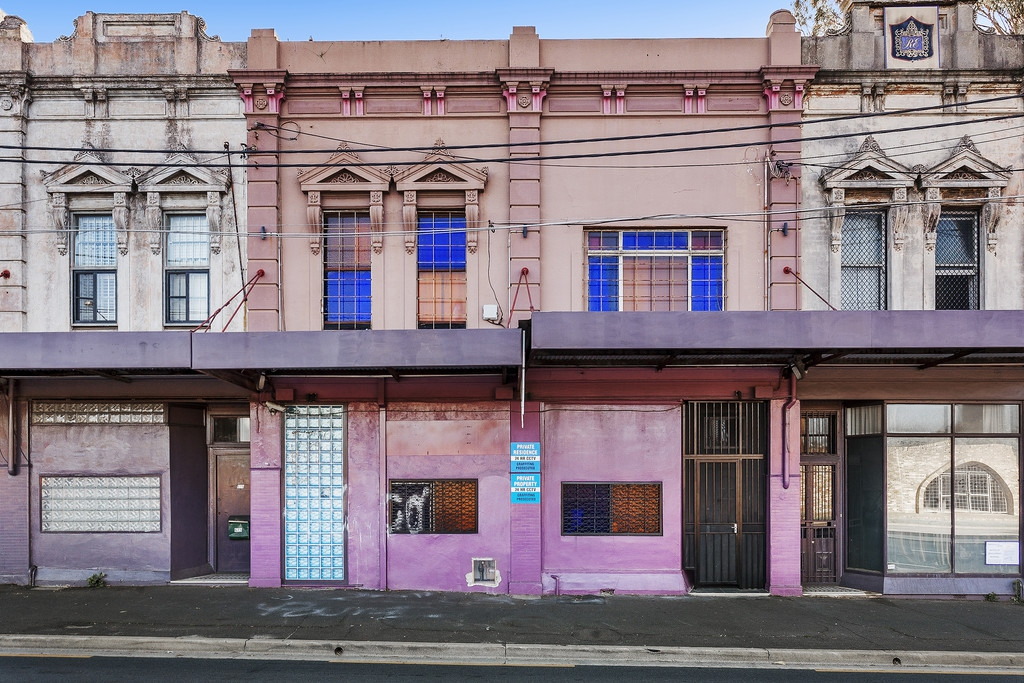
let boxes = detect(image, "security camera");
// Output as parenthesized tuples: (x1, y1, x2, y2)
(264, 401, 287, 413)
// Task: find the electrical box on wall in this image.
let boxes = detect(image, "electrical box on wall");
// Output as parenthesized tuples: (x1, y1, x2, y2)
(482, 305, 500, 322)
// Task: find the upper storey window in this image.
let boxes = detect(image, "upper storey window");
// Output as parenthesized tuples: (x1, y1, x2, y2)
(72, 214, 118, 324)
(586, 230, 724, 312)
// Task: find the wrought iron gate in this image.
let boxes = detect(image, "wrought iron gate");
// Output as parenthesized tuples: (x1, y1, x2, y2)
(800, 411, 839, 584)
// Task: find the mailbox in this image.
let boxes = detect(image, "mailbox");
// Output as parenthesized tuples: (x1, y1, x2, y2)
(227, 515, 250, 540)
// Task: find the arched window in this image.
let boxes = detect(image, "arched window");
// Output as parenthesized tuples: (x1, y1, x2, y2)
(921, 463, 1010, 514)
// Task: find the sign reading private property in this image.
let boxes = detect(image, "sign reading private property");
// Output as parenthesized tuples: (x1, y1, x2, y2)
(511, 472, 541, 504)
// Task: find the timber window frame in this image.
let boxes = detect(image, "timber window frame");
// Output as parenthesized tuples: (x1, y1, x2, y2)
(586, 229, 725, 312)
(71, 214, 118, 325)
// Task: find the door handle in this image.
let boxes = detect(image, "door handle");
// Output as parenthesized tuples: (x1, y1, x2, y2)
(732, 523, 738, 534)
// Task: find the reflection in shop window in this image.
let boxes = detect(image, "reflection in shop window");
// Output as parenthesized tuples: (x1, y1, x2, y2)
(885, 404, 1020, 576)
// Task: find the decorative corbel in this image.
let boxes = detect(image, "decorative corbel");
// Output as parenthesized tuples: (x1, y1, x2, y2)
(530, 82, 547, 112)
(370, 190, 384, 254)
(435, 87, 446, 116)
(828, 188, 845, 253)
(465, 189, 479, 254)
(403, 190, 417, 254)
(889, 187, 908, 252)
(146, 192, 163, 255)
(51, 192, 69, 256)
(502, 82, 518, 111)
(421, 86, 433, 116)
(207, 191, 222, 255)
(113, 192, 129, 256)
(983, 187, 1002, 253)
(922, 187, 942, 252)
(307, 191, 322, 255)
(601, 85, 613, 115)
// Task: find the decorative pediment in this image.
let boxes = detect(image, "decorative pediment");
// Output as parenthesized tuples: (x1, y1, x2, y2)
(43, 152, 133, 194)
(819, 136, 915, 191)
(135, 152, 230, 256)
(919, 137, 1010, 190)
(394, 141, 488, 255)
(135, 152, 229, 194)
(297, 146, 391, 192)
(44, 152, 134, 256)
(393, 148, 488, 192)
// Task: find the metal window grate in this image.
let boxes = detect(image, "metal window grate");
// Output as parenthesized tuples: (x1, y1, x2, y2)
(935, 211, 979, 310)
(417, 212, 467, 328)
(840, 211, 886, 310)
(801, 412, 837, 455)
(561, 482, 662, 535)
(389, 479, 478, 534)
(685, 402, 767, 455)
(323, 211, 372, 329)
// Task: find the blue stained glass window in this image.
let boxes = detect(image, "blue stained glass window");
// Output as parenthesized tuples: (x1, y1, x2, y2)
(325, 271, 371, 323)
(418, 214, 467, 269)
(691, 255, 725, 311)
(587, 256, 620, 311)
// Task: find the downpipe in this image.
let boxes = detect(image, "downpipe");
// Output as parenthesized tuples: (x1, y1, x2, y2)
(781, 371, 797, 490)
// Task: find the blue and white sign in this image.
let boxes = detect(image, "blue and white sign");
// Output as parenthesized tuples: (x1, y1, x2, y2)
(511, 472, 541, 504)
(510, 442, 541, 473)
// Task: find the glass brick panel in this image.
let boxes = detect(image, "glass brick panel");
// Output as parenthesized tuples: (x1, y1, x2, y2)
(41, 476, 161, 532)
(283, 405, 347, 581)
(32, 402, 166, 425)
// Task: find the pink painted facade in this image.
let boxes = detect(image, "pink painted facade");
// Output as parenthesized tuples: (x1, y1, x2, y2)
(228, 11, 812, 596)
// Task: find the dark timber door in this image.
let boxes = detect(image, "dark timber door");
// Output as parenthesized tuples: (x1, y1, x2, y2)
(684, 402, 767, 589)
(214, 450, 250, 572)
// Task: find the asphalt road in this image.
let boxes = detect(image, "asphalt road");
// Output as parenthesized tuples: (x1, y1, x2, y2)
(0, 655, 1016, 682)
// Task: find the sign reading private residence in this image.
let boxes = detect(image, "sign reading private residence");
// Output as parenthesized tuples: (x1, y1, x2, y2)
(510, 442, 541, 472)
(885, 7, 940, 69)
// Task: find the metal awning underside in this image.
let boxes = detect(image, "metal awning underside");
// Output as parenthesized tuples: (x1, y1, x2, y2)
(0, 329, 524, 379)
(4, 311, 1024, 381)
(527, 311, 1024, 368)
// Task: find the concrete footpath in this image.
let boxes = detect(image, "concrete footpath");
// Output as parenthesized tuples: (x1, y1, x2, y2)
(1, 584, 1023, 670)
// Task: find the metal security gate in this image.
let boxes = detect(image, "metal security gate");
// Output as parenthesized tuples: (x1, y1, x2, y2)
(684, 402, 767, 589)
(800, 410, 840, 584)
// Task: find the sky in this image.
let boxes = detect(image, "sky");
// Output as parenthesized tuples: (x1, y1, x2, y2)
(4, 1, 796, 43)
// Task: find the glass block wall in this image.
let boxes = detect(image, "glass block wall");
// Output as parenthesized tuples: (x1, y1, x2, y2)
(283, 405, 347, 581)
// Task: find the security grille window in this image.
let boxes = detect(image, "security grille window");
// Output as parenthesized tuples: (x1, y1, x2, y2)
(389, 479, 478, 534)
(587, 230, 724, 311)
(417, 211, 467, 329)
(801, 412, 837, 455)
(840, 211, 886, 310)
(165, 214, 210, 324)
(324, 211, 371, 329)
(72, 214, 117, 324)
(561, 482, 662, 535)
(685, 402, 767, 455)
(935, 211, 979, 310)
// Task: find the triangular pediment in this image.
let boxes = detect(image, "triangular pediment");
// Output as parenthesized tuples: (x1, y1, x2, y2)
(920, 136, 1010, 189)
(819, 136, 914, 190)
(298, 146, 391, 191)
(44, 151, 134, 194)
(393, 141, 488, 191)
(136, 152, 228, 192)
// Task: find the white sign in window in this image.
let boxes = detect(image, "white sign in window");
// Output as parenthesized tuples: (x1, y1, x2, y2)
(985, 541, 1020, 566)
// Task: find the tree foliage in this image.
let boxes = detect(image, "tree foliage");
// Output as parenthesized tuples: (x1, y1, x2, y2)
(791, 0, 1024, 36)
